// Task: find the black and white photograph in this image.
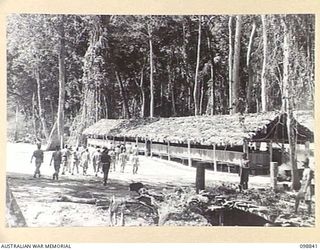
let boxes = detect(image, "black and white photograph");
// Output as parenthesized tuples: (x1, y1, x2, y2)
(6, 13, 315, 228)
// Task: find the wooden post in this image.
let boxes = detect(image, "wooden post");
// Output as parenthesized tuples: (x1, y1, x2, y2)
(213, 144, 217, 172)
(305, 141, 310, 157)
(113, 136, 115, 145)
(150, 140, 153, 157)
(167, 141, 171, 161)
(60, 135, 64, 149)
(136, 137, 138, 145)
(188, 140, 192, 167)
(243, 140, 249, 154)
(269, 141, 273, 162)
(270, 162, 278, 190)
(196, 165, 205, 193)
(145, 139, 148, 156)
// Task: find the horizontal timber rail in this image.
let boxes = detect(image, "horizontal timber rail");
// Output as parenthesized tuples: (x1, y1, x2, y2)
(87, 138, 270, 175)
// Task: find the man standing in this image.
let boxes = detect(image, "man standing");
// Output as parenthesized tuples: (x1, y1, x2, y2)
(61, 145, 71, 175)
(119, 148, 128, 173)
(92, 147, 101, 176)
(109, 148, 116, 172)
(81, 148, 91, 175)
(295, 157, 314, 215)
(239, 153, 250, 191)
(30, 143, 44, 178)
(50, 146, 62, 180)
(132, 155, 139, 175)
(72, 147, 80, 175)
(100, 148, 111, 186)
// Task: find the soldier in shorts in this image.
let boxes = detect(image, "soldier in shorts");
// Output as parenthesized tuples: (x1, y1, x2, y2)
(109, 148, 116, 172)
(30, 143, 44, 178)
(119, 148, 128, 173)
(100, 148, 111, 186)
(61, 145, 71, 175)
(132, 155, 139, 174)
(80, 148, 91, 175)
(92, 147, 101, 176)
(72, 147, 80, 175)
(295, 157, 314, 215)
(50, 146, 62, 180)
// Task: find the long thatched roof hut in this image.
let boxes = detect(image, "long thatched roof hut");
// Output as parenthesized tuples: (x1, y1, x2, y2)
(83, 111, 313, 146)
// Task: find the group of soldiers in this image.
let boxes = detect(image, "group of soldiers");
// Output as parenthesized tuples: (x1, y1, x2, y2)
(30, 142, 140, 186)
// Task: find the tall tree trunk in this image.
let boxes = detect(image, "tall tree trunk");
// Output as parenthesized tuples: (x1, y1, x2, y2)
(115, 71, 130, 119)
(147, 24, 154, 118)
(282, 16, 299, 191)
(32, 93, 38, 141)
(14, 105, 19, 141)
(246, 21, 256, 113)
(182, 19, 192, 113)
(228, 16, 233, 114)
(261, 15, 268, 112)
(139, 69, 145, 118)
(168, 65, 177, 116)
(104, 95, 109, 119)
(69, 15, 110, 146)
(35, 63, 49, 140)
(194, 16, 202, 116)
(57, 16, 66, 148)
(95, 82, 101, 122)
(171, 83, 176, 116)
(232, 15, 242, 114)
(50, 98, 55, 125)
(199, 79, 204, 115)
(206, 34, 215, 116)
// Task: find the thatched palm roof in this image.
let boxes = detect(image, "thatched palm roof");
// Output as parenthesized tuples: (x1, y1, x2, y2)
(83, 111, 314, 146)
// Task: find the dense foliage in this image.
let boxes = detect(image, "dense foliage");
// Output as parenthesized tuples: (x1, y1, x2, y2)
(7, 14, 314, 143)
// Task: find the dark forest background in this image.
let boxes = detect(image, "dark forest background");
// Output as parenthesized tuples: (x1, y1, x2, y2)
(7, 14, 314, 146)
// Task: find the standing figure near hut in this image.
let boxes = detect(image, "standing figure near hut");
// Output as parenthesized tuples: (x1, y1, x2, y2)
(61, 145, 71, 175)
(295, 157, 314, 215)
(101, 148, 111, 186)
(239, 153, 250, 191)
(119, 148, 128, 173)
(115, 145, 121, 162)
(80, 148, 91, 175)
(92, 147, 101, 176)
(132, 155, 140, 174)
(132, 144, 139, 156)
(50, 146, 62, 180)
(30, 143, 44, 178)
(72, 147, 80, 175)
(109, 148, 116, 172)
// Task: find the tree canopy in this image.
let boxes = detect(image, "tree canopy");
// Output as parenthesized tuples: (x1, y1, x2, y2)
(7, 14, 315, 144)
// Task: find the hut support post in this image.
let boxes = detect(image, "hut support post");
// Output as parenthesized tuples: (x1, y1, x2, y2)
(145, 140, 148, 156)
(243, 140, 249, 154)
(269, 141, 273, 163)
(270, 162, 278, 190)
(213, 144, 217, 172)
(113, 136, 115, 145)
(187, 140, 192, 167)
(305, 141, 310, 157)
(167, 141, 171, 161)
(196, 166, 205, 193)
(60, 135, 64, 149)
(135, 137, 138, 145)
(150, 140, 153, 157)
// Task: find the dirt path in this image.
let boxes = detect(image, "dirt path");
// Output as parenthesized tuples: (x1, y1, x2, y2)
(7, 142, 314, 227)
